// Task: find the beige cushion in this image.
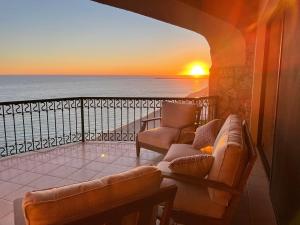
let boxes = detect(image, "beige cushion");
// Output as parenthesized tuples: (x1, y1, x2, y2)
(160, 177, 226, 219)
(138, 127, 179, 150)
(161, 101, 197, 129)
(208, 115, 248, 206)
(23, 166, 162, 225)
(168, 154, 214, 178)
(157, 161, 172, 173)
(192, 119, 223, 149)
(163, 144, 201, 162)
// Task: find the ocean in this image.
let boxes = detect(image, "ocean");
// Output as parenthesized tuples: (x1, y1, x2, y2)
(0, 76, 209, 157)
(0, 76, 208, 102)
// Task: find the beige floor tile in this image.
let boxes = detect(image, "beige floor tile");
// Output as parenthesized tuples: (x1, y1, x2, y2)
(9, 172, 42, 185)
(0, 212, 14, 225)
(114, 156, 154, 167)
(64, 158, 91, 168)
(68, 168, 98, 182)
(114, 156, 141, 167)
(3, 186, 34, 202)
(101, 164, 132, 175)
(0, 199, 13, 218)
(30, 163, 60, 174)
(29, 175, 63, 189)
(55, 179, 78, 187)
(11, 159, 42, 171)
(94, 154, 120, 163)
(0, 181, 22, 198)
(84, 161, 107, 172)
(47, 165, 78, 178)
(0, 163, 9, 171)
(30, 152, 57, 162)
(0, 168, 24, 181)
(48, 156, 73, 165)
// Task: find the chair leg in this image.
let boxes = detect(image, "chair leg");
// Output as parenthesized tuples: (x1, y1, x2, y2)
(136, 141, 141, 157)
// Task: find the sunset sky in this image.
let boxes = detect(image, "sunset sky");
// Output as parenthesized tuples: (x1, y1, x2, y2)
(0, 0, 211, 76)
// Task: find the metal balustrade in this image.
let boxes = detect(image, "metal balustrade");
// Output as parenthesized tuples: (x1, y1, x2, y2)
(0, 96, 217, 157)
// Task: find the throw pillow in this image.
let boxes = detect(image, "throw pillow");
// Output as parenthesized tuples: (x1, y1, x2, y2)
(192, 119, 222, 149)
(168, 154, 214, 178)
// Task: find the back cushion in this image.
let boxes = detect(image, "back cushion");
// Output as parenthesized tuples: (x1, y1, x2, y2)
(23, 166, 162, 225)
(161, 101, 197, 129)
(207, 115, 248, 206)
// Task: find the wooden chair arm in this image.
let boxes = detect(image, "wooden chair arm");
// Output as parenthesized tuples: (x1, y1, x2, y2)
(176, 123, 196, 142)
(162, 172, 241, 195)
(179, 123, 197, 130)
(139, 117, 162, 133)
(141, 117, 162, 123)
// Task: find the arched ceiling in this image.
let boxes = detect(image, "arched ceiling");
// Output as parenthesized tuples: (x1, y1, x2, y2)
(180, 0, 260, 31)
(91, 0, 261, 67)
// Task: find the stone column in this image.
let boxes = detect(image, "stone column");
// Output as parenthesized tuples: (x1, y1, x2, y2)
(209, 40, 255, 121)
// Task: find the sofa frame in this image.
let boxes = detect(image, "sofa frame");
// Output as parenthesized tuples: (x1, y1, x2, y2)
(14, 185, 177, 225)
(162, 121, 257, 225)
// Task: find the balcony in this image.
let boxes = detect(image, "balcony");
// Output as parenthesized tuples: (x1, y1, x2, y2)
(0, 96, 216, 157)
(0, 96, 276, 225)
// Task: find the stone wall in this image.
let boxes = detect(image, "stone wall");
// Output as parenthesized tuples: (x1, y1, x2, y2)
(209, 39, 255, 121)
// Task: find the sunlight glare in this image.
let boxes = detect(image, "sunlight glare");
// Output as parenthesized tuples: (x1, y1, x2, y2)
(190, 65, 206, 76)
(180, 61, 209, 78)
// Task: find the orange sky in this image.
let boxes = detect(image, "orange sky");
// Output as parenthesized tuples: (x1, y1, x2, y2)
(0, 1, 211, 76)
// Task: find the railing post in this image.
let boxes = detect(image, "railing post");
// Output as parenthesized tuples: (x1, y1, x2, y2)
(80, 98, 85, 142)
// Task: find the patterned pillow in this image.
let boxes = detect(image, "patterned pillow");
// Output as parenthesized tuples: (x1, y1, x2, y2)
(168, 154, 214, 178)
(192, 119, 222, 149)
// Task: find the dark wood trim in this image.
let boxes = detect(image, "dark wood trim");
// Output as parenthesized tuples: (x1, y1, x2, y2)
(257, 12, 285, 179)
(256, 15, 272, 173)
(162, 172, 241, 195)
(269, 12, 285, 225)
(257, 146, 271, 179)
(270, 11, 285, 188)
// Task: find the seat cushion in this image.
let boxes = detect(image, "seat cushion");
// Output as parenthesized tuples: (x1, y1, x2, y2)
(161, 101, 197, 129)
(138, 127, 179, 150)
(169, 154, 214, 178)
(163, 144, 201, 162)
(192, 119, 223, 149)
(161, 178, 226, 219)
(157, 161, 172, 173)
(23, 166, 162, 225)
(208, 115, 248, 206)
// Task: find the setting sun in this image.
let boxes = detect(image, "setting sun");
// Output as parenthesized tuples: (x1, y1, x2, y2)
(180, 61, 209, 78)
(190, 65, 206, 76)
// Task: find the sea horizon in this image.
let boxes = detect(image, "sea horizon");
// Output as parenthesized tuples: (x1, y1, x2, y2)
(0, 74, 209, 79)
(0, 75, 208, 102)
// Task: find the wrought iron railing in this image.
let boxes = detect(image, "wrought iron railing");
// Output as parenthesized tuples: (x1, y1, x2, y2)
(0, 96, 217, 157)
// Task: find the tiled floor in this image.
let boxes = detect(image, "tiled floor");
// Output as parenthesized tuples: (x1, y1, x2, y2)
(0, 142, 277, 225)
